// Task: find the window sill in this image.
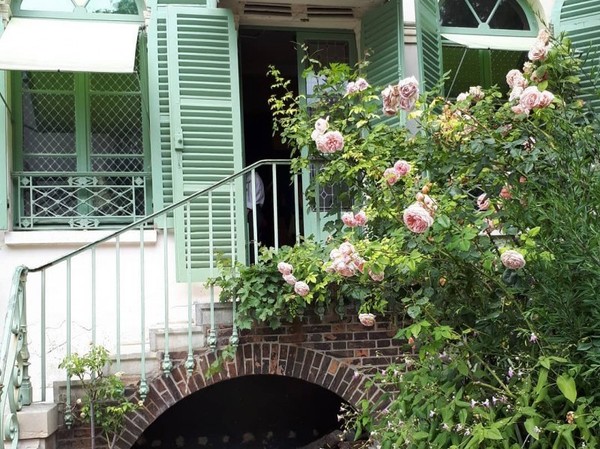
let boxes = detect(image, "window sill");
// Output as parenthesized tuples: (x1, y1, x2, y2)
(4, 229, 158, 246)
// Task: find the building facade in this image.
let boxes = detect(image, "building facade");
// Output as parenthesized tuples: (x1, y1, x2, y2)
(0, 0, 598, 446)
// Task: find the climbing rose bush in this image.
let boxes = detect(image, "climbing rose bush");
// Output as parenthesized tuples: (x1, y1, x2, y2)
(210, 33, 600, 447)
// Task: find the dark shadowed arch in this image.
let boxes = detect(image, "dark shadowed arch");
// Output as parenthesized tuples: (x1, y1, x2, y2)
(115, 343, 388, 449)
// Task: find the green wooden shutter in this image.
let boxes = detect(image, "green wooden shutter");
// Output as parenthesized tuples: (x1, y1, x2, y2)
(161, 6, 245, 282)
(361, 0, 404, 126)
(554, 0, 600, 112)
(148, 7, 174, 218)
(416, 0, 443, 93)
(0, 21, 7, 230)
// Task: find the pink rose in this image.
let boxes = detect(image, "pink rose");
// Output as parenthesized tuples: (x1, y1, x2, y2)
(369, 270, 384, 282)
(500, 185, 513, 199)
(329, 248, 341, 260)
(310, 129, 322, 141)
(511, 104, 530, 115)
(399, 95, 417, 112)
(358, 313, 376, 327)
(316, 131, 344, 154)
(283, 274, 297, 286)
(469, 85, 484, 101)
(381, 85, 400, 116)
(314, 117, 329, 133)
(477, 193, 490, 211)
(522, 61, 534, 75)
(398, 76, 419, 100)
(456, 92, 468, 102)
(506, 69, 527, 89)
(355, 78, 370, 91)
(520, 86, 544, 111)
(528, 41, 549, 61)
(509, 87, 523, 102)
(501, 250, 526, 270)
(339, 242, 355, 256)
(393, 160, 411, 176)
(354, 210, 368, 226)
(537, 29, 551, 45)
(384, 167, 399, 185)
(294, 281, 310, 296)
(277, 262, 293, 275)
(420, 194, 437, 215)
(352, 255, 365, 273)
(342, 212, 357, 227)
(345, 81, 358, 95)
(403, 203, 434, 234)
(538, 90, 555, 108)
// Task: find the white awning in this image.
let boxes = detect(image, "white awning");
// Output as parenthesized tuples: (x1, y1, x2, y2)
(442, 33, 537, 51)
(0, 18, 140, 73)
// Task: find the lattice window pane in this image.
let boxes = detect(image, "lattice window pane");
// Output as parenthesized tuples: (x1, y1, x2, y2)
(22, 72, 76, 171)
(90, 72, 144, 173)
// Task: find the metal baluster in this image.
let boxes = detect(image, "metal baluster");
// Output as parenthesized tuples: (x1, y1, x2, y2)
(115, 235, 121, 370)
(294, 173, 301, 244)
(64, 259, 73, 429)
(138, 227, 148, 400)
(208, 192, 217, 351)
(162, 220, 172, 376)
(315, 170, 321, 242)
(91, 248, 96, 345)
(40, 270, 46, 402)
(185, 203, 195, 374)
(19, 275, 31, 406)
(251, 170, 259, 262)
(229, 183, 238, 348)
(272, 163, 280, 251)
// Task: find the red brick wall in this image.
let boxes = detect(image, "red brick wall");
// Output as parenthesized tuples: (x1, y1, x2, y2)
(57, 310, 403, 449)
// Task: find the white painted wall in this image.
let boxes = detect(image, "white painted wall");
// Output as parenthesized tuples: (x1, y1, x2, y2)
(0, 0, 564, 403)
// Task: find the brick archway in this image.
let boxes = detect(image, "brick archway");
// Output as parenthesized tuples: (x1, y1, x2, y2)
(117, 343, 388, 449)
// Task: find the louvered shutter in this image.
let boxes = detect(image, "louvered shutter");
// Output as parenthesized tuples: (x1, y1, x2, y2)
(554, 0, 600, 112)
(0, 21, 7, 230)
(148, 7, 174, 219)
(416, 0, 443, 94)
(361, 0, 404, 126)
(160, 6, 245, 281)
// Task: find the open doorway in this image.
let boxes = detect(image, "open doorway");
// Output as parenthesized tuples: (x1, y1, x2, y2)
(239, 29, 299, 248)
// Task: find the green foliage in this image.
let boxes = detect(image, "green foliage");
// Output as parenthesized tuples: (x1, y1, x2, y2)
(59, 345, 143, 449)
(211, 32, 600, 446)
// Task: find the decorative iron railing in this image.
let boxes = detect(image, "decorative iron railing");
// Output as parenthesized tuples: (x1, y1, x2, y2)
(13, 172, 151, 229)
(0, 160, 316, 449)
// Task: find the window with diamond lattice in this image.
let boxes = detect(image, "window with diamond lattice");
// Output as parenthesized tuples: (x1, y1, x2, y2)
(439, 0, 536, 98)
(14, 63, 149, 229)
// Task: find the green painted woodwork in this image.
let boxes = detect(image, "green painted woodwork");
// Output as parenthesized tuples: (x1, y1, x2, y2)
(160, 6, 245, 281)
(361, 0, 404, 127)
(0, 21, 7, 230)
(10, 43, 149, 229)
(416, 0, 443, 93)
(553, 0, 600, 112)
(296, 32, 356, 241)
(157, 0, 208, 5)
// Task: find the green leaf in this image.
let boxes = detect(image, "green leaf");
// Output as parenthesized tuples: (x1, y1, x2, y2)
(407, 305, 421, 319)
(524, 418, 540, 440)
(483, 428, 503, 440)
(557, 374, 577, 403)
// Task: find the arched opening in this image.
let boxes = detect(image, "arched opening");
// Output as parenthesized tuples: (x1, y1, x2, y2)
(133, 375, 348, 449)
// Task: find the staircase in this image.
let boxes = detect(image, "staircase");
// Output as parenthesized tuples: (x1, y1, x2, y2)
(0, 160, 306, 449)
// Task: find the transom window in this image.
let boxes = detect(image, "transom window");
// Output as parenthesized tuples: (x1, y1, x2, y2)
(440, 0, 530, 31)
(439, 0, 537, 98)
(16, 0, 141, 16)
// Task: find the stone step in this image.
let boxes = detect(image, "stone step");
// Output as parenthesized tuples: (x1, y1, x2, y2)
(9, 403, 58, 449)
(148, 325, 206, 353)
(194, 301, 233, 327)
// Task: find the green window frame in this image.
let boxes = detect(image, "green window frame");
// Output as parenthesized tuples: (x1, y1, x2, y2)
(439, 0, 538, 97)
(11, 39, 151, 229)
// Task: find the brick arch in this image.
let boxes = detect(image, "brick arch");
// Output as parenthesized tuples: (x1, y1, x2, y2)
(116, 343, 388, 449)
